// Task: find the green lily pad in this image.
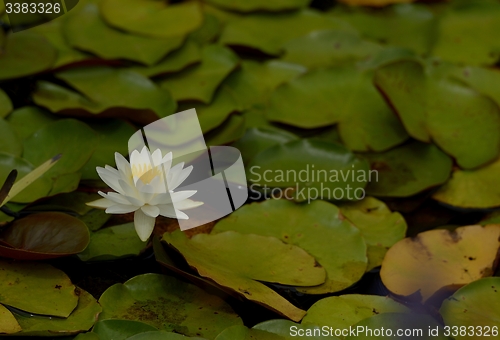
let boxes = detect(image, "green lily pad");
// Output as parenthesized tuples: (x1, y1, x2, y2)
(345, 313, 447, 340)
(215, 325, 284, 340)
(380, 225, 500, 303)
(33, 79, 176, 125)
(247, 139, 370, 201)
(98, 273, 242, 339)
(221, 60, 306, 111)
(206, 0, 309, 12)
(79, 209, 111, 232)
(0, 260, 78, 317)
(0, 118, 22, 157)
(432, 1, 500, 66)
(65, 2, 183, 65)
(6, 106, 57, 141)
(253, 320, 328, 339)
(0, 304, 21, 335)
(0, 212, 90, 260)
(213, 199, 367, 294)
(282, 29, 382, 68)
(163, 230, 326, 321)
(188, 86, 240, 133)
(0, 32, 56, 80)
(302, 295, 410, 330)
(432, 157, 500, 209)
(452, 65, 500, 112)
(331, 3, 435, 55)
(78, 222, 147, 262)
(362, 141, 453, 197)
(375, 59, 500, 169)
(126, 331, 208, 340)
(23, 119, 99, 191)
(92, 320, 157, 340)
(158, 44, 239, 103)
(232, 127, 299, 164)
(130, 40, 201, 78)
(266, 64, 409, 152)
(32, 19, 89, 68)
(219, 9, 356, 55)
(0, 152, 52, 203)
(81, 119, 135, 180)
(100, 0, 203, 39)
(205, 114, 245, 147)
(57, 67, 176, 118)
(480, 211, 500, 225)
(188, 13, 221, 45)
(339, 197, 407, 270)
(11, 288, 102, 336)
(440, 277, 500, 339)
(0, 89, 13, 118)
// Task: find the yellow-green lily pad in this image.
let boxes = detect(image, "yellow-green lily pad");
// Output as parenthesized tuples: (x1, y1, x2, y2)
(0, 304, 21, 335)
(254, 320, 332, 339)
(213, 199, 367, 294)
(0, 89, 13, 118)
(98, 273, 242, 339)
(163, 230, 326, 321)
(0, 260, 78, 317)
(205, 0, 309, 12)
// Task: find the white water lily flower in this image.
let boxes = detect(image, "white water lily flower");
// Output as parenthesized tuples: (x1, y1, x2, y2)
(87, 147, 203, 241)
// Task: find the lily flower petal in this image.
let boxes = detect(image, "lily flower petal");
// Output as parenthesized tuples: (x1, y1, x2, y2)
(134, 209, 156, 242)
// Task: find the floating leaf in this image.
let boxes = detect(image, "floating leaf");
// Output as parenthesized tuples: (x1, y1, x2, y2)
(221, 60, 306, 111)
(0, 32, 56, 80)
(302, 295, 410, 330)
(375, 59, 500, 169)
(163, 230, 326, 321)
(98, 273, 242, 339)
(0, 212, 90, 260)
(0, 153, 52, 204)
(248, 139, 370, 201)
(345, 313, 447, 340)
(206, 0, 309, 12)
(362, 142, 453, 197)
(432, 1, 500, 65)
(205, 114, 245, 147)
(432, 157, 500, 209)
(266, 63, 409, 152)
(0, 260, 78, 317)
(65, 3, 183, 65)
(126, 331, 208, 340)
(440, 277, 500, 339)
(0, 118, 22, 157)
(339, 197, 407, 270)
(282, 30, 381, 68)
(0, 89, 13, 118)
(213, 200, 367, 294)
(338, 0, 416, 8)
(219, 9, 356, 55)
(6, 106, 57, 140)
(232, 127, 299, 164)
(380, 225, 500, 303)
(253, 320, 327, 340)
(23, 119, 98, 192)
(130, 40, 201, 78)
(33, 75, 176, 124)
(452, 65, 500, 111)
(158, 44, 239, 103)
(215, 325, 284, 340)
(32, 19, 89, 68)
(331, 4, 435, 55)
(188, 13, 221, 45)
(78, 222, 147, 262)
(92, 320, 157, 340)
(81, 119, 135, 180)
(12, 288, 102, 337)
(0, 304, 21, 335)
(100, 0, 203, 39)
